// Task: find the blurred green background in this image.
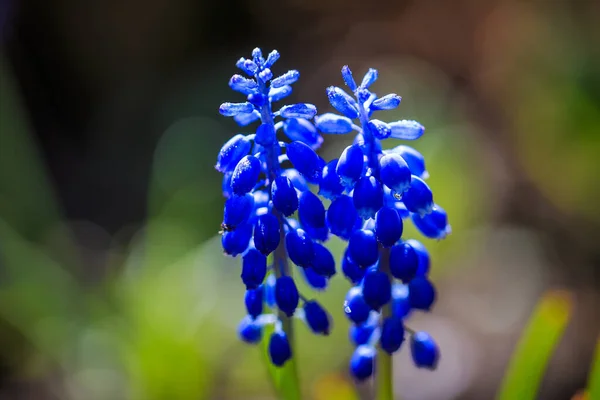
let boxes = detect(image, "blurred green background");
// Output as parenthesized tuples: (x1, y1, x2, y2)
(0, 1, 599, 399)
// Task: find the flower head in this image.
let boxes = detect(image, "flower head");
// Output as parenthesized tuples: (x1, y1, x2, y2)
(315, 66, 450, 380)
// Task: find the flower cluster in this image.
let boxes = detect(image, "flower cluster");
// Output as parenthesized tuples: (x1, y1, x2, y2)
(316, 66, 450, 380)
(217, 48, 335, 367)
(216, 47, 451, 378)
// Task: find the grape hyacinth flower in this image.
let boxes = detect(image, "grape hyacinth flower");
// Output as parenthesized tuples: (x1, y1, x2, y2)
(316, 66, 449, 381)
(217, 48, 333, 368)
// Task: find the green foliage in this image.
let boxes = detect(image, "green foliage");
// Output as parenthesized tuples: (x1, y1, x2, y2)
(496, 291, 572, 400)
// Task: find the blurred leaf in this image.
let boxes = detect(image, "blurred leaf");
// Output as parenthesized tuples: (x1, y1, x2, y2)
(496, 290, 572, 400)
(312, 373, 358, 400)
(262, 323, 301, 400)
(587, 337, 600, 400)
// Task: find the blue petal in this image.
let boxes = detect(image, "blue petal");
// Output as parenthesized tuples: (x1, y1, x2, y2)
(371, 94, 401, 111)
(314, 113, 354, 134)
(367, 119, 392, 139)
(283, 118, 323, 149)
(236, 58, 258, 76)
(326, 86, 359, 119)
(233, 110, 260, 126)
(264, 50, 280, 68)
(279, 103, 317, 119)
(271, 70, 300, 88)
(389, 120, 425, 140)
(258, 68, 273, 83)
(219, 102, 254, 117)
(269, 85, 293, 102)
(341, 65, 358, 91)
(361, 68, 378, 88)
(252, 48, 264, 65)
(229, 75, 259, 95)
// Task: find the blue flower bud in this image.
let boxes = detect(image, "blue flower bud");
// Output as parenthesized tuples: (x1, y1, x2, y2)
(371, 94, 402, 111)
(222, 172, 233, 198)
(285, 228, 315, 267)
(286, 141, 322, 181)
(283, 118, 323, 149)
(229, 74, 259, 95)
(379, 153, 411, 194)
(389, 120, 425, 140)
(389, 145, 428, 179)
(269, 85, 293, 102)
(327, 195, 360, 239)
(301, 267, 328, 290)
(406, 239, 430, 276)
(348, 229, 379, 267)
(238, 316, 262, 344)
(326, 86, 359, 119)
(281, 168, 309, 192)
(318, 159, 345, 200)
(264, 50, 280, 68)
(380, 317, 405, 354)
(271, 176, 298, 217)
(216, 134, 252, 173)
(362, 269, 391, 310)
(344, 287, 371, 324)
(375, 207, 403, 247)
(353, 176, 384, 219)
(247, 93, 267, 107)
(253, 190, 270, 211)
(279, 103, 317, 119)
(360, 68, 378, 88)
(233, 110, 261, 126)
(403, 176, 433, 215)
(219, 102, 254, 117)
(258, 68, 273, 83)
(408, 276, 436, 311)
(390, 242, 419, 282)
(411, 205, 451, 239)
(410, 331, 439, 369)
(231, 155, 261, 195)
(275, 276, 299, 317)
(342, 249, 365, 284)
(271, 70, 300, 88)
(223, 193, 254, 229)
(298, 191, 326, 229)
(245, 288, 263, 318)
(264, 274, 276, 307)
(391, 283, 411, 319)
(303, 300, 331, 335)
(236, 58, 258, 76)
(269, 330, 292, 366)
(341, 65, 358, 91)
(241, 248, 267, 289)
(349, 313, 378, 345)
(311, 243, 336, 277)
(336, 145, 364, 187)
(367, 119, 391, 139)
(255, 123, 276, 146)
(253, 213, 280, 255)
(251, 48, 263, 65)
(221, 223, 252, 256)
(314, 113, 354, 134)
(350, 345, 376, 381)
(383, 189, 410, 219)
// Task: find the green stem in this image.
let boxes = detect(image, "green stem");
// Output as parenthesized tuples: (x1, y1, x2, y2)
(376, 247, 394, 400)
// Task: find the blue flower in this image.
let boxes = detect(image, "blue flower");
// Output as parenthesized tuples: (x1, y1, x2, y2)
(216, 48, 335, 367)
(317, 65, 450, 378)
(218, 50, 450, 374)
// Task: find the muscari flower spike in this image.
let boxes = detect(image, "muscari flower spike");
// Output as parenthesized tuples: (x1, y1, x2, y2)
(217, 48, 333, 368)
(217, 49, 448, 376)
(315, 66, 450, 380)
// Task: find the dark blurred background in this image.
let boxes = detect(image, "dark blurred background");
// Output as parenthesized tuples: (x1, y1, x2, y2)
(0, 0, 599, 399)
